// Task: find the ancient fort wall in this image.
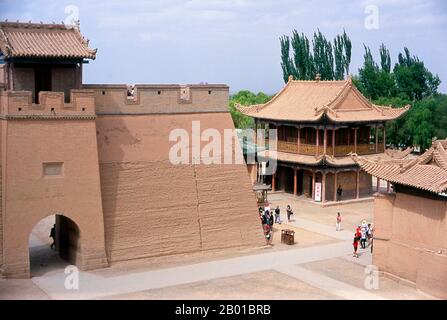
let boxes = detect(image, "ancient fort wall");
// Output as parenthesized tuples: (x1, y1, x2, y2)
(374, 192, 447, 299)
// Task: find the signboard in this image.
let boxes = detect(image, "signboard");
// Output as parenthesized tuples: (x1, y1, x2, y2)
(314, 182, 322, 202)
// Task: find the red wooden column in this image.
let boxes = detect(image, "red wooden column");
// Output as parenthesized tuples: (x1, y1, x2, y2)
(387, 181, 391, 193)
(322, 172, 326, 203)
(293, 169, 297, 195)
(356, 169, 360, 199)
(316, 128, 319, 156)
(332, 128, 336, 157)
(383, 126, 386, 151)
(334, 171, 338, 201)
(312, 170, 316, 200)
(376, 177, 380, 192)
(323, 127, 327, 155)
(297, 127, 301, 154)
(375, 124, 379, 153)
(354, 128, 358, 154)
(272, 173, 276, 192)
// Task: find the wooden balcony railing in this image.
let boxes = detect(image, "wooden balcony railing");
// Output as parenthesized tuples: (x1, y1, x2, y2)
(277, 140, 298, 153)
(356, 143, 377, 155)
(299, 143, 317, 155)
(275, 141, 386, 157)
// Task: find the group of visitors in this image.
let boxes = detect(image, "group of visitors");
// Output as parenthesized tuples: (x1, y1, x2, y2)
(352, 220, 374, 258)
(259, 202, 294, 245)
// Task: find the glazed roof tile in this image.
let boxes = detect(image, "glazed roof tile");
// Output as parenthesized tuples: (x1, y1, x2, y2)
(236, 77, 410, 123)
(0, 21, 96, 59)
(353, 140, 447, 194)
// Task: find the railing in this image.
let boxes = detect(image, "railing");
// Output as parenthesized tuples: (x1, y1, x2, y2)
(275, 141, 385, 156)
(356, 143, 376, 155)
(277, 140, 298, 153)
(334, 145, 355, 156)
(299, 143, 318, 155)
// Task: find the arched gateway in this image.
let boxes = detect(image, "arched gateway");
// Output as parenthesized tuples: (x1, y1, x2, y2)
(0, 96, 109, 278)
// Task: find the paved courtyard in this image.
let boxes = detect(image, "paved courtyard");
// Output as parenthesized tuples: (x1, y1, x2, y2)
(0, 193, 435, 300)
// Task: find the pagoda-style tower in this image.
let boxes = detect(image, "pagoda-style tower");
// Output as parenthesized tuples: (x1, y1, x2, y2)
(237, 76, 410, 203)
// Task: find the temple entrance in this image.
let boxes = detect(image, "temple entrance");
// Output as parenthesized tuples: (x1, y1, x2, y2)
(29, 214, 80, 277)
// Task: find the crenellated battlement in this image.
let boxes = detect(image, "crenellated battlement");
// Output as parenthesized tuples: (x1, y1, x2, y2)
(82, 83, 229, 114)
(0, 89, 96, 119)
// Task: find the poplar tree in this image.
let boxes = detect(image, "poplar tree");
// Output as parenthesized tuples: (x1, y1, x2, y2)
(280, 29, 352, 82)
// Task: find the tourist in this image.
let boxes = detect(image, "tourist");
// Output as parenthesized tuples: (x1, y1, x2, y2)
(259, 208, 264, 225)
(337, 185, 343, 201)
(269, 210, 274, 230)
(263, 210, 270, 226)
(367, 223, 373, 247)
(265, 224, 273, 246)
(286, 205, 293, 222)
(336, 212, 341, 231)
(360, 223, 368, 249)
(264, 201, 271, 213)
(274, 206, 281, 224)
(355, 225, 362, 242)
(353, 232, 359, 258)
(49, 224, 56, 249)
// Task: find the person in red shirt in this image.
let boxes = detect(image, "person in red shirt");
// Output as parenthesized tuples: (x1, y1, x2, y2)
(356, 225, 362, 239)
(353, 232, 359, 258)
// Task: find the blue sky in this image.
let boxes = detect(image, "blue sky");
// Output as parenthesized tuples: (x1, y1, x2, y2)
(1, 0, 446, 94)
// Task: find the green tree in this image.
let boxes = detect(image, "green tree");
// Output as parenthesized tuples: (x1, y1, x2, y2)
(291, 30, 314, 80)
(280, 35, 295, 83)
(393, 47, 441, 101)
(405, 99, 436, 150)
(280, 29, 351, 82)
(228, 90, 273, 129)
(334, 29, 351, 80)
